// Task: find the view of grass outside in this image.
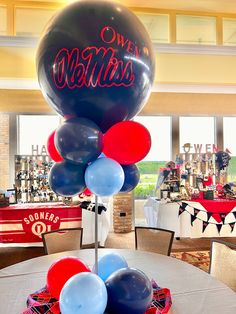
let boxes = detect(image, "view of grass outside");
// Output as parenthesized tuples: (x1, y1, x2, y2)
(227, 156, 236, 182)
(134, 161, 166, 199)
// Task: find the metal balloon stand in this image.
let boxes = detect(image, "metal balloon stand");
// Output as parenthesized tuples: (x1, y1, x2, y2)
(94, 195, 99, 274)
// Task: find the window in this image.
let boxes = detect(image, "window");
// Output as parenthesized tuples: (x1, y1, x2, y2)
(176, 15, 216, 45)
(133, 116, 171, 201)
(15, 7, 57, 36)
(0, 6, 7, 35)
(136, 13, 169, 43)
(179, 117, 215, 153)
(18, 115, 60, 155)
(223, 117, 236, 181)
(223, 18, 236, 46)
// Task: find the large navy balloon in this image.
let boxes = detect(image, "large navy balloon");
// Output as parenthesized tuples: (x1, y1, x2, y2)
(49, 161, 86, 196)
(55, 117, 103, 165)
(36, 0, 155, 132)
(120, 164, 140, 193)
(105, 267, 153, 314)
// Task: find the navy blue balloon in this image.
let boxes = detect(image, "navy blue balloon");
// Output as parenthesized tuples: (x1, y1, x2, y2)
(105, 267, 153, 314)
(36, 0, 155, 132)
(120, 164, 140, 193)
(49, 161, 86, 196)
(55, 117, 103, 165)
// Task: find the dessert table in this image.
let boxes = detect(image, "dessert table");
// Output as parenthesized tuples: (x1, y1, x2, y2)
(0, 249, 235, 314)
(144, 198, 236, 238)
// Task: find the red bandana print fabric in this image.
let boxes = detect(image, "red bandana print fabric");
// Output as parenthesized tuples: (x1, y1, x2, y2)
(22, 280, 172, 314)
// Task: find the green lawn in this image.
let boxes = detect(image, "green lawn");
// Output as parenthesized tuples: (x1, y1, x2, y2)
(135, 161, 165, 198)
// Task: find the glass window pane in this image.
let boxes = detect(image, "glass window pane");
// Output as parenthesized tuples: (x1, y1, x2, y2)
(223, 18, 236, 46)
(0, 6, 7, 36)
(179, 117, 215, 153)
(18, 115, 60, 155)
(176, 15, 216, 45)
(133, 116, 171, 202)
(134, 116, 171, 161)
(136, 13, 169, 43)
(15, 7, 56, 36)
(223, 117, 236, 181)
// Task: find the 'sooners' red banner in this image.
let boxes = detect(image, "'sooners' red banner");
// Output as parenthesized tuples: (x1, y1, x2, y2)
(0, 203, 81, 244)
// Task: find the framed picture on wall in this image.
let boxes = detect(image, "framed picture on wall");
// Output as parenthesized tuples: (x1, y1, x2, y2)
(5, 189, 17, 204)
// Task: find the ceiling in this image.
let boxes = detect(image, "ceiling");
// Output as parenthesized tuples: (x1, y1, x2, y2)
(23, 0, 236, 14)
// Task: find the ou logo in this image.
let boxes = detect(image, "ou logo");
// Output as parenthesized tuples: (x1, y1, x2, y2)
(31, 221, 51, 238)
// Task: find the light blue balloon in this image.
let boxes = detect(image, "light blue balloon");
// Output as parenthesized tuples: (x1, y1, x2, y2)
(60, 272, 107, 314)
(93, 253, 128, 282)
(85, 157, 124, 196)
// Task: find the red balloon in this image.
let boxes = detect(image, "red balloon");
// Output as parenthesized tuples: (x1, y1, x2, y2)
(103, 121, 151, 165)
(83, 187, 92, 196)
(47, 130, 64, 162)
(47, 256, 90, 299)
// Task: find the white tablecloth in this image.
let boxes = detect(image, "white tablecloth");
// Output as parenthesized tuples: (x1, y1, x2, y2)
(82, 209, 110, 246)
(144, 199, 236, 238)
(0, 249, 235, 314)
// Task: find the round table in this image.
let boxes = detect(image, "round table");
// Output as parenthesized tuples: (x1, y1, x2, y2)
(0, 249, 235, 314)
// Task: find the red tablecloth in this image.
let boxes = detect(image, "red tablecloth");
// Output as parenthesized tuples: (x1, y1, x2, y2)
(194, 199, 236, 223)
(0, 203, 82, 244)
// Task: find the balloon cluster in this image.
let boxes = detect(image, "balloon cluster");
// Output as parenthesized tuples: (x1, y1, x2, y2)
(38, 0, 155, 198)
(47, 253, 153, 314)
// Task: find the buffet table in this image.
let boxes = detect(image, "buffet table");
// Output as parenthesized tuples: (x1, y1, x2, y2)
(144, 198, 236, 238)
(0, 203, 110, 246)
(0, 249, 235, 314)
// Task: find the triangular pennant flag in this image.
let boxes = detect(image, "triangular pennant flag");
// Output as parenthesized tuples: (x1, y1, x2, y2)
(202, 221, 209, 233)
(229, 222, 236, 232)
(233, 212, 236, 219)
(194, 208, 200, 216)
(178, 202, 188, 216)
(216, 224, 223, 234)
(207, 212, 212, 222)
(191, 214, 197, 226)
(219, 213, 226, 224)
(181, 202, 188, 209)
(178, 205, 185, 216)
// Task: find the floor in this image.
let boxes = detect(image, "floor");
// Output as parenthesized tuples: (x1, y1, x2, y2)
(1, 231, 236, 269)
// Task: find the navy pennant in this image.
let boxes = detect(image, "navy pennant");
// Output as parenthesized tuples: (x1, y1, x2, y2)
(207, 212, 212, 222)
(202, 221, 209, 233)
(216, 224, 223, 234)
(233, 212, 236, 219)
(178, 202, 187, 216)
(191, 214, 197, 226)
(229, 222, 236, 232)
(181, 202, 188, 208)
(194, 208, 200, 216)
(219, 213, 226, 224)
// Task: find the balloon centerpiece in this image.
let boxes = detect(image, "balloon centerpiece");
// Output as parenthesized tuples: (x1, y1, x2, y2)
(36, 0, 156, 313)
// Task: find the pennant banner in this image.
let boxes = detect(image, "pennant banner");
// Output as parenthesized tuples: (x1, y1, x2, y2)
(194, 208, 200, 216)
(178, 202, 236, 233)
(202, 221, 209, 233)
(219, 213, 226, 224)
(207, 212, 212, 222)
(216, 224, 223, 234)
(229, 222, 236, 232)
(191, 214, 197, 226)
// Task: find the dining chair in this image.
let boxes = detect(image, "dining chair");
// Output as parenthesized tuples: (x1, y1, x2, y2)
(209, 239, 236, 292)
(42, 227, 83, 255)
(135, 226, 175, 256)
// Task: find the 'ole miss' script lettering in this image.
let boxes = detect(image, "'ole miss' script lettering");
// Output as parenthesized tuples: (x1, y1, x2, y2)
(53, 47, 134, 89)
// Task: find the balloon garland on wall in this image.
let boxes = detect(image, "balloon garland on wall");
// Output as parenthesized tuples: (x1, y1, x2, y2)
(37, 1, 155, 313)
